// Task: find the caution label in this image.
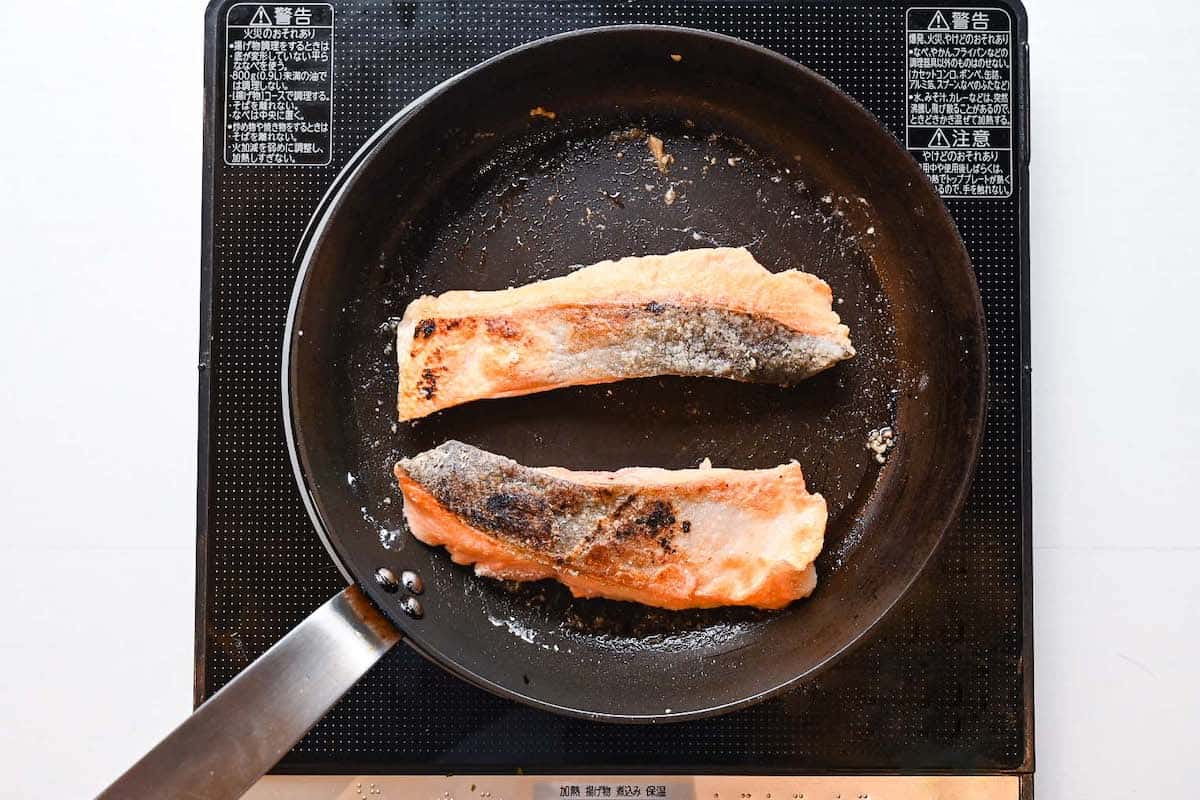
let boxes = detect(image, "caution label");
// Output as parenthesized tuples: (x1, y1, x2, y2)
(906, 7, 1013, 198)
(223, 3, 334, 166)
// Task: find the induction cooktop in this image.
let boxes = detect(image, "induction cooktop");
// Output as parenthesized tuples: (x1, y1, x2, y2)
(198, 1, 1032, 796)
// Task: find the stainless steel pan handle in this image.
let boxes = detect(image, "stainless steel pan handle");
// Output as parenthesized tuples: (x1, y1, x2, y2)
(98, 585, 400, 799)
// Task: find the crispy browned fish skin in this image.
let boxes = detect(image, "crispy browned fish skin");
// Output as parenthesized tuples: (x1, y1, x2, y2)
(396, 247, 853, 420)
(394, 441, 827, 611)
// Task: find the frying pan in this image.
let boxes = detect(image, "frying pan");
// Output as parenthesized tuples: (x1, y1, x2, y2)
(103, 25, 985, 799)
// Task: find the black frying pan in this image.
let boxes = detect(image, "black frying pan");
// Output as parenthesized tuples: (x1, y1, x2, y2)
(103, 25, 985, 799)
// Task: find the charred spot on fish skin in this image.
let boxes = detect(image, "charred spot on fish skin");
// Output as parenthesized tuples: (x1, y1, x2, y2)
(681, 520, 692, 533)
(417, 368, 438, 399)
(601, 497, 681, 549)
(636, 501, 676, 531)
(645, 300, 666, 314)
(484, 492, 521, 514)
(471, 491, 553, 546)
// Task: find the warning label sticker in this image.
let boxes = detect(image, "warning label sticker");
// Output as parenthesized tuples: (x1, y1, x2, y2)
(224, 4, 334, 166)
(906, 7, 1012, 198)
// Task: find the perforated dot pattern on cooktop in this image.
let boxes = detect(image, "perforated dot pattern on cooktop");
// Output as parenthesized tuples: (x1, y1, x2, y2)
(202, 0, 1029, 771)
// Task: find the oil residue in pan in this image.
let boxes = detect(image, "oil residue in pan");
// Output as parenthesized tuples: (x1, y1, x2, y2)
(340, 113, 899, 653)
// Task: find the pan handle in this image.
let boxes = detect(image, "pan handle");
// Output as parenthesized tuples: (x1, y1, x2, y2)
(98, 585, 400, 799)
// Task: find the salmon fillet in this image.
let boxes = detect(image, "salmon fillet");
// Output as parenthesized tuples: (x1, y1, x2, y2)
(393, 441, 827, 610)
(395, 247, 854, 420)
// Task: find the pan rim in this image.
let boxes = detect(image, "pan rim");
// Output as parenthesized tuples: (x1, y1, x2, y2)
(281, 23, 989, 723)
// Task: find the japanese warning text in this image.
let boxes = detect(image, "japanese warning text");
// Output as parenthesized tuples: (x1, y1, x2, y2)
(906, 7, 1013, 198)
(224, 4, 334, 166)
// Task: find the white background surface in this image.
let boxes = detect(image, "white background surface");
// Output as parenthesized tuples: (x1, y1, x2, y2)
(0, 1, 1197, 796)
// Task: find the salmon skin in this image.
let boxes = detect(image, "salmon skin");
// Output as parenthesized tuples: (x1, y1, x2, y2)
(395, 247, 854, 420)
(393, 441, 827, 610)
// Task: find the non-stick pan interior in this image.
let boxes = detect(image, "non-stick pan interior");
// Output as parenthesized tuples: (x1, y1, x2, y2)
(288, 27, 986, 720)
